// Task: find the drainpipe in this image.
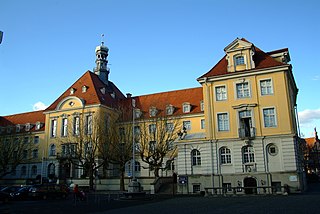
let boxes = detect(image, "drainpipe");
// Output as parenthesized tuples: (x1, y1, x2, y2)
(262, 136, 271, 192)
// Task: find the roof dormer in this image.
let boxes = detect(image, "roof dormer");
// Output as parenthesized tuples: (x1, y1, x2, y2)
(149, 106, 158, 117)
(224, 38, 255, 72)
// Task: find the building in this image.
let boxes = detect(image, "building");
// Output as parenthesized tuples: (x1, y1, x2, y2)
(304, 128, 320, 180)
(0, 38, 305, 194)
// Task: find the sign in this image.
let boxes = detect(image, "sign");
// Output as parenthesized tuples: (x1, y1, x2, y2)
(289, 175, 297, 182)
(178, 175, 188, 184)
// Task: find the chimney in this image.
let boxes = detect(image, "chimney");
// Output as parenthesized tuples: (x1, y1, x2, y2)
(126, 93, 132, 98)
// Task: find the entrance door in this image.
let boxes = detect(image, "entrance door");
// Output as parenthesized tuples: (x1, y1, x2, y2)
(243, 177, 257, 194)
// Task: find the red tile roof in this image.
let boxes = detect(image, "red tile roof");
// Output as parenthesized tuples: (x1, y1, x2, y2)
(45, 71, 125, 111)
(0, 110, 45, 133)
(198, 39, 286, 79)
(305, 137, 317, 148)
(120, 87, 203, 120)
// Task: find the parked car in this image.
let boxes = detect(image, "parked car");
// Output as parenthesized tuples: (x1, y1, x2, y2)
(28, 184, 69, 200)
(0, 191, 10, 203)
(1, 186, 22, 194)
(10, 186, 31, 200)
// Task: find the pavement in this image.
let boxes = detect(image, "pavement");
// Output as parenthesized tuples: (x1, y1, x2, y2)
(2, 183, 320, 214)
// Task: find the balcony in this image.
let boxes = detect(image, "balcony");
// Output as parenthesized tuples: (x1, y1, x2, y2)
(238, 127, 256, 140)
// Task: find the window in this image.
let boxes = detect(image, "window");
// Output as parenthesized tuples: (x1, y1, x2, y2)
(16, 125, 21, 133)
(34, 136, 39, 144)
(21, 166, 27, 177)
(166, 105, 174, 115)
(149, 107, 158, 117)
(220, 147, 231, 164)
(61, 118, 68, 137)
(62, 144, 76, 157)
(217, 113, 229, 131)
(119, 127, 125, 142)
(23, 150, 28, 159)
(82, 85, 87, 93)
(73, 116, 80, 135)
(166, 122, 174, 133)
(149, 141, 156, 152)
(134, 161, 141, 172)
(236, 82, 250, 98)
(51, 119, 57, 137)
(263, 108, 277, 127)
(268, 144, 278, 156)
(260, 79, 273, 95)
(86, 115, 93, 135)
(149, 124, 156, 134)
(201, 119, 205, 129)
(222, 183, 232, 192)
(134, 109, 142, 119)
(182, 103, 191, 113)
(25, 123, 31, 131)
(183, 121, 191, 130)
(235, 55, 245, 65)
(35, 122, 41, 130)
(215, 86, 227, 101)
(134, 126, 140, 136)
(200, 100, 204, 111)
(32, 149, 38, 159)
(193, 184, 201, 193)
(31, 165, 37, 176)
(23, 137, 29, 144)
(191, 149, 201, 166)
(166, 160, 175, 170)
(49, 144, 56, 156)
(242, 146, 255, 163)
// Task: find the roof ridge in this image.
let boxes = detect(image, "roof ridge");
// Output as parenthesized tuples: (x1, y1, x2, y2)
(132, 86, 202, 98)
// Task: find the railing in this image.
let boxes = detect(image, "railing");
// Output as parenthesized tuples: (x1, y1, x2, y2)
(204, 185, 290, 196)
(239, 127, 256, 139)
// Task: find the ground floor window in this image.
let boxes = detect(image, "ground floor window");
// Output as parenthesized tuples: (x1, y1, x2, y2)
(222, 183, 232, 192)
(271, 182, 281, 193)
(192, 184, 201, 193)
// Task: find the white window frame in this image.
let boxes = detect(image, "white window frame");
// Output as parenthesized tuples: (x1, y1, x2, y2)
(262, 107, 277, 128)
(191, 149, 201, 166)
(182, 103, 191, 113)
(61, 118, 68, 137)
(242, 146, 255, 163)
(215, 85, 227, 101)
(166, 105, 174, 115)
(217, 112, 229, 131)
(260, 78, 274, 96)
(183, 120, 191, 130)
(235, 81, 251, 99)
(149, 107, 158, 117)
(86, 114, 93, 135)
(234, 55, 245, 65)
(220, 147, 232, 164)
(51, 119, 57, 138)
(200, 100, 204, 111)
(73, 116, 80, 136)
(200, 119, 205, 129)
(166, 122, 174, 133)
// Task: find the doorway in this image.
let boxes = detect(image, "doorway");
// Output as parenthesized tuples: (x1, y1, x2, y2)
(243, 177, 257, 194)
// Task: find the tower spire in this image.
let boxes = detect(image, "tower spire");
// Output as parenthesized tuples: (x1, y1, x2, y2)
(94, 34, 109, 85)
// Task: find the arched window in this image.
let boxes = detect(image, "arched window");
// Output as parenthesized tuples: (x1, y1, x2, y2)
(49, 144, 56, 156)
(48, 163, 55, 176)
(191, 149, 201, 166)
(242, 146, 255, 163)
(220, 147, 231, 164)
(125, 160, 141, 176)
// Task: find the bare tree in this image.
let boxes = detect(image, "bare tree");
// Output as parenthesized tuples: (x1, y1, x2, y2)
(57, 110, 111, 190)
(0, 132, 37, 178)
(137, 114, 181, 177)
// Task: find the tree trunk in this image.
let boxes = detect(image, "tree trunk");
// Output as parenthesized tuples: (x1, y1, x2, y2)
(89, 167, 94, 191)
(154, 167, 160, 178)
(120, 171, 125, 191)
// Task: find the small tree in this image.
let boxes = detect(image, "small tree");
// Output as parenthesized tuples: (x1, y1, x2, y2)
(137, 114, 181, 177)
(0, 132, 36, 178)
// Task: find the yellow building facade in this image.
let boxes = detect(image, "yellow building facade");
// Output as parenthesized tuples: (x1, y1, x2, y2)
(0, 38, 304, 194)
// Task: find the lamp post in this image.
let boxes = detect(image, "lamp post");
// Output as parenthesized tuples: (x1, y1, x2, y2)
(127, 97, 141, 193)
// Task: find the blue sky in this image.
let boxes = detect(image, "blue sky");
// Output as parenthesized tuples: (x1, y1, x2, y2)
(0, 0, 319, 138)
